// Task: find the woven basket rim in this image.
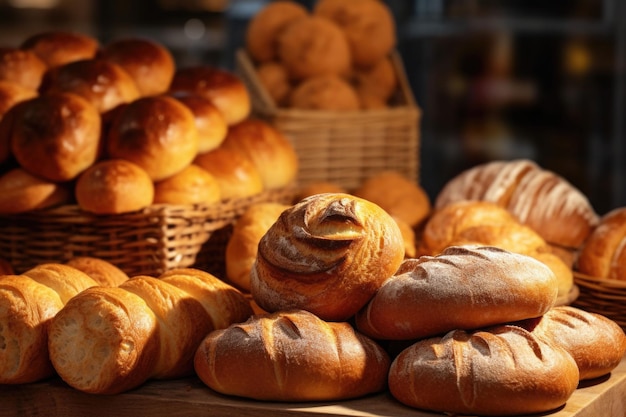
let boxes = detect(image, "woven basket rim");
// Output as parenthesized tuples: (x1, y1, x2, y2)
(573, 271, 626, 289)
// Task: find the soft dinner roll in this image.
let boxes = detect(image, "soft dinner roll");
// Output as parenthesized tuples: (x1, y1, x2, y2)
(255, 61, 292, 106)
(174, 93, 228, 153)
(0, 47, 47, 91)
(0, 81, 38, 164)
(21, 30, 99, 68)
(153, 164, 221, 205)
(289, 75, 360, 111)
(106, 95, 199, 181)
(65, 257, 129, 287)
(9, 92, 101, 182)
(75, 159, 154, 214)
(351, 56, 398, 103)
(0, 168, 70, 214)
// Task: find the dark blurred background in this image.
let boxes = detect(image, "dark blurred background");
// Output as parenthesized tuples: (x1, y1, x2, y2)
(1, 0, 624, 215)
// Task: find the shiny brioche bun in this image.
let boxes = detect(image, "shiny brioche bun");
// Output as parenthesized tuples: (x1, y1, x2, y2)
(0, 81, 38, 164)
(0, 47, 47, 91)
(21, 30, 99, 68)
(153, 164, 221, 205)
(174, 93, 228, 154)
(0, 167, 70, 214)
(289, 75, 360, 111)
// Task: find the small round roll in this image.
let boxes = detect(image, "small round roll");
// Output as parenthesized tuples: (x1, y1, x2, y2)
(0, 168, 70, 214)
(351, 55, 398, 103)
(153, 164, 221, 205)
(21, 30, 99, 68)
(174, 94, 228, 154)
(65, 257, 129, 287)
(0, 47, 47, 91)
(289, 75, 360, 111)
(0, 81, 38, 164)
(75, 159, 154, 214)
(255, 61, 292, 107)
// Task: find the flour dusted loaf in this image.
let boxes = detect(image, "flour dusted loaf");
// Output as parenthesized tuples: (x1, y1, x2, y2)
(194, 309, 390, 401)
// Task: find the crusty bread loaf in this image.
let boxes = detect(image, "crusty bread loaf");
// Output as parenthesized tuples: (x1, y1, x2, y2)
(65, 256, 129, 287)
(174, 93, 228, 154)
(0, 47, 47, 91)
(388, 325, 579, 415)
(0, 263, 98, 384)
(21, 30, 99, 68)
(153, 164, 221, 205)
(355, 246, 558, 340)
(251, 193, 405, 321)
(48, 268, 253, 394)
(0, 168, 71, 214)
(194, 309, 390, 401)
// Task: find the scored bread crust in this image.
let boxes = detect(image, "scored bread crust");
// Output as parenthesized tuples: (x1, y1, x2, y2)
(577, 207, 626, 280)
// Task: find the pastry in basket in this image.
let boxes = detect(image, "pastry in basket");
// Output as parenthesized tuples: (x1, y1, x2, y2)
(0, 47, 47, 91)
(194, 309, 390, 401)
(388, 325, 579, 416)
(288, 74, 360, 111)
(0, 81, 37, 164)
(351, 55, 398, 105)
(48, 268, 252, 394)
(21, 30, 99, 69)
(255, 61, 292, 107)
(153, 164, 221, 205)
(251, 193, 405, 321)
(65, 256, 129, 287)
(174, 93, 228, 154)
(0, 168, 71, 214)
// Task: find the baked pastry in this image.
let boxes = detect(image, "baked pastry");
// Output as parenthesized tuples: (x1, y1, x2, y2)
(388, 325, 579, 415)
(9, 92, 101, 182)
(48, 268, 252, 394)
(225, 202, 290, 291)
(220, 118, 298, 189)
(0, 263, 98, 384)
(255, 61, 292, 106)
(251, 193, 405, 321)
(0, 47, 47, 91)
(277, 15, 351, 80)
(0, 81, 38, 164)
(169, 66, 251, 125)
(174, 93, 227, 154)
(289, 75, 360, 111)
(0, 168, 70, 214)
(314, 0, 396, 68)
(153, 164, 221, 205)
(75, 159, 154, 214)
(65, 256, 129, 287)
(245, 0, 309, 63)
(99, 37, 175, 97)
(106, 95, 199, 181)
(352, 55, 397, 103)
(194, 309, 390, 401)
(21, 30, 99, 68)
(355, 246, 558, 340)
(577, 206, 626, 280)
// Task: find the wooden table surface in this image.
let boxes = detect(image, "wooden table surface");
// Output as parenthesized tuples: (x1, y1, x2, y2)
(3, 355, 626, 417)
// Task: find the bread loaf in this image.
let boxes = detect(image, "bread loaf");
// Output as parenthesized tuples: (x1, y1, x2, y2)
(251, 193, 405, 321)
(388, 325, 579, 415)
(65, 256, 129, 287)
(21, 30, 99, 68)
(48, 268, 253, 394)
(194, 309, 390, 401)
(355, 246, 558, 340)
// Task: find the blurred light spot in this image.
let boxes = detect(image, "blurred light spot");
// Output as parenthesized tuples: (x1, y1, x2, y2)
(184, 18, 206, 40)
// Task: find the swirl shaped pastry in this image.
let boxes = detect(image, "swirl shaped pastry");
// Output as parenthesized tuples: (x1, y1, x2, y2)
(250, 193, 405, 321)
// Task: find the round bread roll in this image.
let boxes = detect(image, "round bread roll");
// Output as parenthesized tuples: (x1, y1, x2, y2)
(255, 61, 292, 106)
(174, 94, 227, 153)
(65, 256, 129, 287)
(169, 66, 250, 125)
(353, 170, 431, 228)
(153, 164, 221, 205)
(0, 81, 38, 164)
(0, 167, 70, 214)
(352, 55, 397, 103)
(99, 37, 175, 97)
(289, 75, 360, 111)
(314, 0, 396, 68)
(106, 95, 199, 181)
(577, 206, 626, 280)
(41, 58, 140, 114)
(9, 92, 101, 182)
(220, 118, 298, 190)
(194, 309, 390, 401)
(21, 30, 99, 68)
(0, 47, 47, 91)
(193, 147, 264, 200)
(388, 325, 579, 415)
(245, 0, 309, 63)
(277, 15, 351, 80)
(355, 245, 558, 340)
(251, 193, 405, 321)
(75, 159, 154, 214)
(225, 202, 290, 291)
(358, 93, 389, 110)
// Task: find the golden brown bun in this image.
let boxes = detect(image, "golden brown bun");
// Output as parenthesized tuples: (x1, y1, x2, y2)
(0, 264, 98, 384)
(353, 170, 431, 228)
(251, 193, 405, 321)
(519, 306, 626, 380)
(174, 93, 228, 153)
(577, 206, 626, 280)
(277, 15, 351, 80)
(0, 168, 70, 214)
(435, 159, 599, 249)
(193, 147, 264, 200)
(194, 309, 390, 401)
(0, 82, 38, 164)
(153, 164, 221, 205)
(295, 180, 347, 202)
(75, 159, 154, 214)
(48, 268, 253, 394)
(220, 119, 298, 189)
(255, 61, 292, 106)
(388, 325, 579, 415)
(9, 92, 101, 182)
(314, 0, 396, 68)
(289, 75, 360, 111)
(358, 92, 388, 110)
(532, 251, 574, 300)
(351, 55, 397, 102)
(355, 246, 558, 340)
(245, 0, 309, 63)
(65, 257, 129, 287)
(169, 66, 251, 125)
(106, 95, 199, 181)
(99, 37, 175, 97)
(225, 202, 290, 291)
(21, 30, 99, 68)
(0, 47, 47, 91)
(40, 58, 140, 114)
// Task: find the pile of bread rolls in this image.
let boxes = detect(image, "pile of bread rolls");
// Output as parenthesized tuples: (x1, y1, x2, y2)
(245, 0, 400, 110)
(0, 30, 299, 216)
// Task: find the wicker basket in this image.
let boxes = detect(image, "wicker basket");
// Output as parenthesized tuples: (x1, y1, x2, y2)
(0, 187, 296, 278)
(573, 272, 626, 330)
(235, 49, 421, 191)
